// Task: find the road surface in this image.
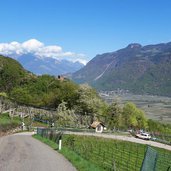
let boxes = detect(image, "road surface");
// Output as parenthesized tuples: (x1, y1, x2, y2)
(0, 132, 77, 171)
(64, 131, 171, 151)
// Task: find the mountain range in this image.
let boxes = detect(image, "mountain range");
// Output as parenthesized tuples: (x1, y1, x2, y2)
(0, 39, 85, 76)
(72, 42, 171, 96)
(16, 54, 84, 75)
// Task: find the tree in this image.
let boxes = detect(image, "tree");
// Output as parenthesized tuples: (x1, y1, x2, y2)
(55, 101, 77, 127)
(74, 84, 107, 125)
(10, 87, 32, 105)
(136, 109, 148, 129)
(106, 101, 122, 130)
(122, 102, 147, 129)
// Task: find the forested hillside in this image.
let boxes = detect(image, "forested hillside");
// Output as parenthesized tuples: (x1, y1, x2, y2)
(1, 54, 171, 133)
(0, 55, 79, 108)
(72, 42, 171, 96)
(0, 55, 30, 92)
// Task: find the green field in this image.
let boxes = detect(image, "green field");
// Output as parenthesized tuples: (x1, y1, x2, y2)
(102, 93, 171, 124)
(35, 128, 171, 171)
(62, 134, 171, 171)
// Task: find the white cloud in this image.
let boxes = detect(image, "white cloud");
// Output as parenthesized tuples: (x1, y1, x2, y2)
(0, 39, 88, 65)
(35, 45, 62, 58)
(22, 39, 44, 53)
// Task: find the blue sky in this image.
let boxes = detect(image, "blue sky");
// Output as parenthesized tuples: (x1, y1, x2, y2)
(0, 0, 171, 62)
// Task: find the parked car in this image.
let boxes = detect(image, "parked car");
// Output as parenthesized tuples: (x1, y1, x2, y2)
(135, 132, 151, 140)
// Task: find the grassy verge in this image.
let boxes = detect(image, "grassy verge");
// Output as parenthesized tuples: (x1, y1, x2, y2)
(0, 113, 21, 132)
(33, 134, 102, 171)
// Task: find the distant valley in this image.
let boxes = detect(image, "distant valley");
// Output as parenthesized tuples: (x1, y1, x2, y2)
(72, 42, 171, 97)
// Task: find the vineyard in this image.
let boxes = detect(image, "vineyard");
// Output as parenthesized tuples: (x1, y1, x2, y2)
(37, 128, 171, 171)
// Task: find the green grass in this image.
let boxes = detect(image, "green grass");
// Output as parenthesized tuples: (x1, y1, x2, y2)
(33, 130, 171, 171)
(62, 134, 171, 171)
(0, 113, 21, 132)
(63, 135, 145, 171)
(32, 121, 48, 127)
(23, 117, 48, 128)
(33, 134, 102, 171)
(33, 134, 57, 149)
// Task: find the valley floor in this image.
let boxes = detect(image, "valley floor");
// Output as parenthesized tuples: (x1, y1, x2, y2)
(102, 93, 171, 123)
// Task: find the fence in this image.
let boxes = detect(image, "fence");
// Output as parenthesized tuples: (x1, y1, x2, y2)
(140, 146, 158, 171)
(37, 128, 63, 145)
(62, 134, 145, 171)
(37, 128, 171, 171)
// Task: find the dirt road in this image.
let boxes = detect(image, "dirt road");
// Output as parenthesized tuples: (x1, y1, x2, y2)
(0, 132, 77, 171)
(64, 131, 171, 151)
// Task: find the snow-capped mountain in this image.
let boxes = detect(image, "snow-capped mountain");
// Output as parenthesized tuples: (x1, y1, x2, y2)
(17, 54, 84, 75)
(0, 39, 86, 75)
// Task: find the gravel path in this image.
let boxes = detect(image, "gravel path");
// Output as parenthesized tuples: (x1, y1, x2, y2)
(0, 132, 77, 171)
(64, 131, 171, 151)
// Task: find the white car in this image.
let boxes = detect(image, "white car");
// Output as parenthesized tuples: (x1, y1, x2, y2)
(135, 132, 151, 140)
